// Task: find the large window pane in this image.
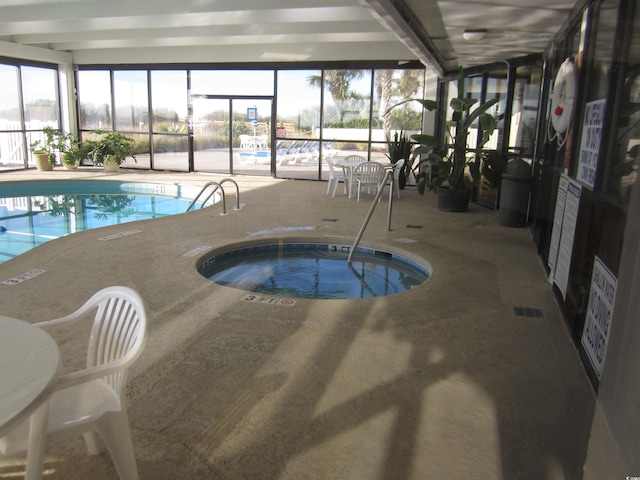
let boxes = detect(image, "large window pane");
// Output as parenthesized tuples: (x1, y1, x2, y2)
(604, 0, 634, 201)
(151, 71, 187, 134)
(78, 70, 112, 130)
(321, 69, 372, 141)
(114, 71, 149, 132)
(151, 71, 188, 170)
(0, 64, 21, 124)
(276, 70, 321, 138)
(484, 73, 508, 151)
(22, 65, 60, 168)
(276, 70, 322, 179)
(22, 66, 59, 130)
(0, 64, 24, 169)
(509, 65, 542, 158)
(374, 69, 424, 135)
(191, 70, 274, 96)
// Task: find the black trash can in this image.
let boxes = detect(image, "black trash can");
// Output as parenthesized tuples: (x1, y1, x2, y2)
(498, 158, 532, 227)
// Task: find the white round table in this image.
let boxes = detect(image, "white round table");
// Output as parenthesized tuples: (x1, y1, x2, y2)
(0, 315, 61, 479)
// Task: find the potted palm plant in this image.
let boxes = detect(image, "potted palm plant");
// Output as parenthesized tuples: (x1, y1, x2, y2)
(87, 130, 137, 172)
(386, 130, 413, 189)
(390, 68, 503, 211)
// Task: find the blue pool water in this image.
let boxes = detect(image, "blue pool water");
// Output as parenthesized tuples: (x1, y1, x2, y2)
(0, 180, 212, 263)
(199, 242, 430, 299)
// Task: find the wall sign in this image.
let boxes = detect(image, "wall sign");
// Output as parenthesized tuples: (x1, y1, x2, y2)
(577, 99, 606, 189)
(581, 256, 617, 379)
(548, 174, 582, 299)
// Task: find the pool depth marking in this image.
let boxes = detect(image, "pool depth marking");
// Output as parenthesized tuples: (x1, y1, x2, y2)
(183, 246, 211, 257)
(243, 294, 297, 306)
(2, 269, 47, 285)
(98, 229, 142, 241)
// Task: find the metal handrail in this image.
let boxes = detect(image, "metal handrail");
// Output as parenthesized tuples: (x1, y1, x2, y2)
(186, 178, 241, 215)
(218, 178, 241, 211)
(347, 168, 394, 264)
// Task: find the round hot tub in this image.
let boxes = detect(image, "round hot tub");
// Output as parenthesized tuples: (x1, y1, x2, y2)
(198, 241, 431, 299)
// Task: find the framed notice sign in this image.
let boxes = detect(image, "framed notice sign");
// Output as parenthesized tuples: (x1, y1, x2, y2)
(577, 99, 606, 189)
(548, 174, 582, 299)
(246, 107, 257, 121)
(581, 256, 617, 379)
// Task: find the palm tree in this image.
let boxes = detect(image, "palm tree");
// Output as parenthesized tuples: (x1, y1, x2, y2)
(376, 70, 394, 138)
(307, 70, 364, 124)
(379, 70, 424, 134)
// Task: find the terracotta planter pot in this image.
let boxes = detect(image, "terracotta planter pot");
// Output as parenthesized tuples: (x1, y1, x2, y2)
(437, 187, 471, 212)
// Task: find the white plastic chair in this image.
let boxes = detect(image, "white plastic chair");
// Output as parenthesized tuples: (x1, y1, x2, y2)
(340, 155, 367, 197)
(354, 161, 385, 201)
(326, 158, 347, 197)
(239, 134, 254, 150)
(0, 286, 148, 480)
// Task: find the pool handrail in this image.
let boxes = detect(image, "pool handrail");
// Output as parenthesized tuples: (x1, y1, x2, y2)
(347, 168, 394, 264)
(186, 178, 241, 215)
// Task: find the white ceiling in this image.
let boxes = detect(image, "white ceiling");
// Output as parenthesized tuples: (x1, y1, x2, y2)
(0, 0, 577, 74)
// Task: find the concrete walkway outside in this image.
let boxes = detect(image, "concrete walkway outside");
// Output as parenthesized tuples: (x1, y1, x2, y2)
(0, 168, 595, 480)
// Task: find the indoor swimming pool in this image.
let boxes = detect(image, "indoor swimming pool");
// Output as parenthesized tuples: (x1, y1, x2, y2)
(0, 180, 213, 263)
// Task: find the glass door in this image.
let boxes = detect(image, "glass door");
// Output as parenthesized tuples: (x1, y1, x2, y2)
(191, 96, 272, 175)
(231, 98, 272, 176)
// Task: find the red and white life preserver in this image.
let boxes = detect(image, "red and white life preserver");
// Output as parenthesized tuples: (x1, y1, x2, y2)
(550, 58, 577, 135)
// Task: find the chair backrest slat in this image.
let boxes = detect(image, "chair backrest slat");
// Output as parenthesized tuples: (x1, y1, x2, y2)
(84, 287, 147, 393)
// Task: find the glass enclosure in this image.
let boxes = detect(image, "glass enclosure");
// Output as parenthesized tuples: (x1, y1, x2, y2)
(2, 62, 426, 177)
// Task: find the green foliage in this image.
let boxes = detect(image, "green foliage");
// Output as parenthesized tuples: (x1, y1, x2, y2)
(386, 130, 413, 164)
(389, 68, 501, 194)
(325, 118, 370, 129)
(87, 130, 137, 165)
(29, 126, 76, 167)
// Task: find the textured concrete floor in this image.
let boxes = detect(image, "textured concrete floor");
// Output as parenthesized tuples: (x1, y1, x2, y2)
(0, 168, 595, 479)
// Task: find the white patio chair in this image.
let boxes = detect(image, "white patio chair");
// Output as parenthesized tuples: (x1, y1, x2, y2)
(340, 155, 367, 197)
(239, 134, 255, 150)
(354, 161, 385, 201)
(326, 158, 347, 197)
(0, 286, 148, 480)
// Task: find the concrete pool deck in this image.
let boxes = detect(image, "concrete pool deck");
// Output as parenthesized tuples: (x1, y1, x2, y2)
(0, 168, 595, 479)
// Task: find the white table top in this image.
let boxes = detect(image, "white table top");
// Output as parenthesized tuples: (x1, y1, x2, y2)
(0, 315, 61, 437)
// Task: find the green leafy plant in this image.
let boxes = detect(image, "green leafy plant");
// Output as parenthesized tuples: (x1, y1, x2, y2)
(389, 68, 502, 195)
(87, 130, 137, 166)
(29, 126, 73, 167)
(386, 130, 413, 165)
(386, 130, 414, 188)
(62, 146, 84, 168)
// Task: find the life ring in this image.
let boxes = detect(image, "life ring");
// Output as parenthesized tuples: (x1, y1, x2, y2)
(550, 59, 577, 136)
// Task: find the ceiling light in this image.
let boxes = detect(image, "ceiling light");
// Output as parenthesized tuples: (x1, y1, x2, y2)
(463, 29, 487, 41)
